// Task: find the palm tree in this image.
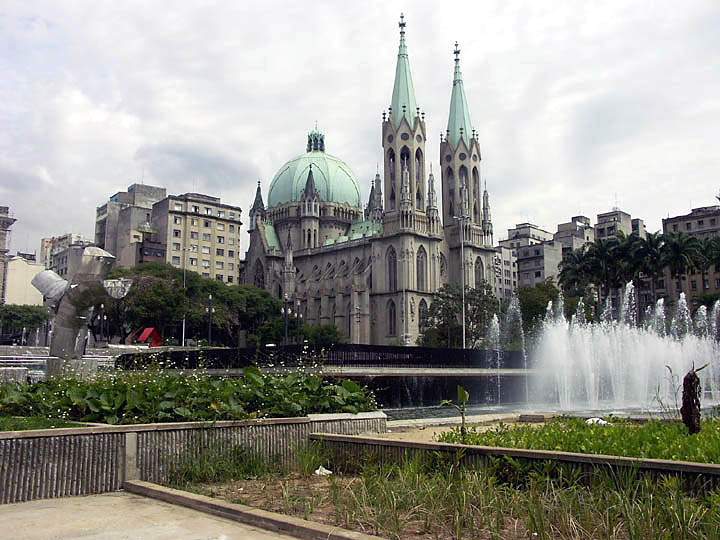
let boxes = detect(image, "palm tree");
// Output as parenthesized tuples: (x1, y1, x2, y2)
(634, 232, 665, 305)
(585, 237, 620, 304)
(694, 237, 714, 295)
(558, 247, 590, 295)
(661, 232, 700, 299)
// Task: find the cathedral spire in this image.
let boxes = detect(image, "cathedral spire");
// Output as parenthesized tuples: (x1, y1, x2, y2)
(426, 164, 437, 210)
(250, 180, 264, 211)
(446, 42, 473, 148)
(390, 13, 418, 128)
(301, 164, 319, 200)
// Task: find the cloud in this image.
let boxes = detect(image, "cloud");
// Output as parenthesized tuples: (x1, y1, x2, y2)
(1, 0, 719, 254)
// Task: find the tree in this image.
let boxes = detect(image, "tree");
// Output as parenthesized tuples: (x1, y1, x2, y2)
(0, 305, 50, 335)
(421, 282, 499, 348)
(517, 279, 560, 334)
(662, 232, 700, 298)
(584, 237, 621, 303)
(634, 232, 665, 305)
(302, 324, 344, 347)
(558, 247, 591, 295)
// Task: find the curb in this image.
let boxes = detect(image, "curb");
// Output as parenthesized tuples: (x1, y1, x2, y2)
(124, 480, 382, 540)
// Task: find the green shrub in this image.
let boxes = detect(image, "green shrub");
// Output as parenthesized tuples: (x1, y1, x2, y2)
(0, 368, 375, 425)
(439, 417, 720, 463)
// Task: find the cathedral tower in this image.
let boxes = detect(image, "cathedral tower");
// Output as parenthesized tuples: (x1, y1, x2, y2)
(381, 14, 427, 231)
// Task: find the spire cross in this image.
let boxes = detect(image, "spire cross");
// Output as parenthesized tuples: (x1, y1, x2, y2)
(399, 13, 406, 34)
(454, 42, 460, 63)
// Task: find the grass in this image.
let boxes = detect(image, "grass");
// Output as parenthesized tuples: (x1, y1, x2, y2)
(182, 452, 720, 540)
(0, 416, 79, 431)
(438, 417, 720, 464)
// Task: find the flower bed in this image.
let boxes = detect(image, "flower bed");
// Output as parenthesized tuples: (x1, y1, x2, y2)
(438, 417, 720, 463)
(0, 368, 375, 425)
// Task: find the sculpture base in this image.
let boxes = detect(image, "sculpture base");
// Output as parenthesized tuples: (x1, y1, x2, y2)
(46, 358, 99, 378)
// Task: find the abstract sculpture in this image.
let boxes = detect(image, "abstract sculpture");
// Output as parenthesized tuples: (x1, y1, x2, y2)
(32, 246, 121, 377)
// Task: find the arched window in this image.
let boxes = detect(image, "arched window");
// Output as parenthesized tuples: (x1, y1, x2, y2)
(253, 260, 265, 289)
(459, 166, 469, 214)
(472, 167, 480, 222)
(446, 167, 454, 217)
(419, 299, 429, 331)
(388, 300, 397, 336)
(416, 246, 427, 292)
(387, 246, 397, 292)
(387, 149, 396, 210)
(475, 257, 484, 289)
(440, 253, 447, 277)
(415, 148, 424, 209)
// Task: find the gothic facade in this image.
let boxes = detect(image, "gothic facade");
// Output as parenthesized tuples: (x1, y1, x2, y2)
(244, 15, 495, 345)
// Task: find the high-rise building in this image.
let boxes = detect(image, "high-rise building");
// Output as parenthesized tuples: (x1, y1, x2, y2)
(594, 208, 646, 241)
(554, 215, 594, 256)
(39, 233, 94, 278)
(516, 241, 563, 288)
(494, 245, 517, 299)
(498, 223, 553, 257)
(0, 206, 17, 304)
(152, 193, 243, 284)
(95, 183, 167, 266)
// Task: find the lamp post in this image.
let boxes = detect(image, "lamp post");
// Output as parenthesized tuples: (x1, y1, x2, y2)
(454, 210, 471, 349)
(181, 249, 187, 347)
(205, 293, 215, 346)
(99, 303, 105, 343)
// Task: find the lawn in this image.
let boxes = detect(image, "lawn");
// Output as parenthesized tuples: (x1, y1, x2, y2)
(0, 416, 79, 431)
(0, 368, 376, 425)
(438, 417, 720, 464)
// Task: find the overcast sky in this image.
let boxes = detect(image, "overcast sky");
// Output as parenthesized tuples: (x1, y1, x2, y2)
(2, 1, 719, 254)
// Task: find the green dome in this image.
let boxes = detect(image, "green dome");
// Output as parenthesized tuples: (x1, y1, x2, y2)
(267, 133, 361, 209)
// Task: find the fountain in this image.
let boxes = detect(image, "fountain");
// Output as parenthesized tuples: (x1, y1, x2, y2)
(487, 314, 501, 403)
(534, 286, 720, 412)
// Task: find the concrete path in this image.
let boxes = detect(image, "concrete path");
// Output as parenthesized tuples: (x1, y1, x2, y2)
(0, 492, 295, 540)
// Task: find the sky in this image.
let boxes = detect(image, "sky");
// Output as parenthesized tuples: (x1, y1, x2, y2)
(2, 0, 720, 255)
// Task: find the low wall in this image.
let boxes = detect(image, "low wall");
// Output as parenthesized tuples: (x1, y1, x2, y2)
(310, 433, 720, 484)
(0, 412, 385, 504)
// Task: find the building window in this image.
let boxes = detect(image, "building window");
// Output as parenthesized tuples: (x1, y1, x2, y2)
(173, 229, 181, 238)
(191, 218, 198, 226)
(190, 231, 199, 240)
(535, 271, 542, 278)
(217, 223, 225, 231)
(419, 299, 429, 331)
(229, 224, 235, 232)
(711, 218, 716, 226)
(216, 261, 224, 269)
(216, 248, 224, 256)
(202, 272, 210, 278)
(204, 220, 212, 228)
(229, 212, 235, 219)
(173, 216, 182, 224)
(698, 220, 704, 227)
(173, 243, 181, 251)
(416, 247, 427, 292)
(387, 247, 397, 292)
(201, 246, 210, 254)
(217, 210, 225, 218)
(205, 207, 212, 215)
(686, 222, 692, 230)
(229, 238, 235, 245)
(192, 206, 200, 213)
(228, 262, 234, 270)
(217, 236, 225, 244)
(174, 203, 183, 211)
(387, 300, 397, 336)
(227, 276, 233, 283)
(228, 250, 235, 258)
(202, 233, 211, 241)
(171, 256, 181, 265)
(202, 259, 210, 268)
(190, 258, 197, 266)
(474, 257, 484, 288)
(190, 244, 198, 252)
(216, 274, 224, 281)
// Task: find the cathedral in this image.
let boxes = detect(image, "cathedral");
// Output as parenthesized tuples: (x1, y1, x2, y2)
(244, 15, 495, 345)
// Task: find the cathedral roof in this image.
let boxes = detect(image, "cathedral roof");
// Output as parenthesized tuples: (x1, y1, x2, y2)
(267, 130, 361, 209)
(447, 43, 474, 148)
(390, 13, 418, 129)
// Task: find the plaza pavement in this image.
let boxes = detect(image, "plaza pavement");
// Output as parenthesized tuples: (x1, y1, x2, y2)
(0, 491, 295, 539)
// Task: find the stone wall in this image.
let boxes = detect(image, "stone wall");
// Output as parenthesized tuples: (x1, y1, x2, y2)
(0, 412, 385, 504)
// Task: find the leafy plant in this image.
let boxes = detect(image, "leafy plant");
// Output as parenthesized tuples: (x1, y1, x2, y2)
(441, 385, 470, 442)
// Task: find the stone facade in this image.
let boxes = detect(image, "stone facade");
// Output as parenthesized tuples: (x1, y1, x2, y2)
(0, 206, 17, 305)
(243, 17, 496, 345)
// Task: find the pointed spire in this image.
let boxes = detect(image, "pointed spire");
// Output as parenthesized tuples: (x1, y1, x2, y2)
(446, 42, 474, 148)
(251, 180, 264, 211)
(302, 164, 318, 200)
(390, 13, 418, 128)
(284, 229, 293, 266)
(426, 163, 437, 210)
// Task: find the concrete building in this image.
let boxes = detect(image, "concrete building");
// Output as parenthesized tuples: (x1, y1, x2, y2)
(658, 205, 720, 302)
(498, 223, 553, 256)
(95, 183, 167, 266)
(40, 233, 94, 279)
(595, 208, 646, 241)
(243, 19, 496, 345)
(3, 255, 44, 305)
(152, 193, 243, 284)
(516, 241, 563, 288)
(0, 206, 17, 304)
(494, 245, 517, 299)
(554, 215, 594, 256)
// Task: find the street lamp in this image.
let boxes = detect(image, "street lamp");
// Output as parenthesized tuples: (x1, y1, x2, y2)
(281, 296, 303, 346)
(181, 248, 188, 347)
(453, 186, 471, 349)
(205, 293, 215, 346)
(99, 303, 105, 343)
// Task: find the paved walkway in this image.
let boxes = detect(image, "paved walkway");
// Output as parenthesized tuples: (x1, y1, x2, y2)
(0, 492, 294, 539)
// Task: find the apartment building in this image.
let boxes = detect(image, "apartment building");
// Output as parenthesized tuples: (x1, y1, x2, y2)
(494, 245, 517, 299)
(554, 215, 594, 256)
(498, 223, 553, 256)
(595, 208, 646, 241)
(516, 240, 563, 288)
(657, 205, 720, 303)
(39, 233, 94, 278)
(153, 193, 243, 284)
